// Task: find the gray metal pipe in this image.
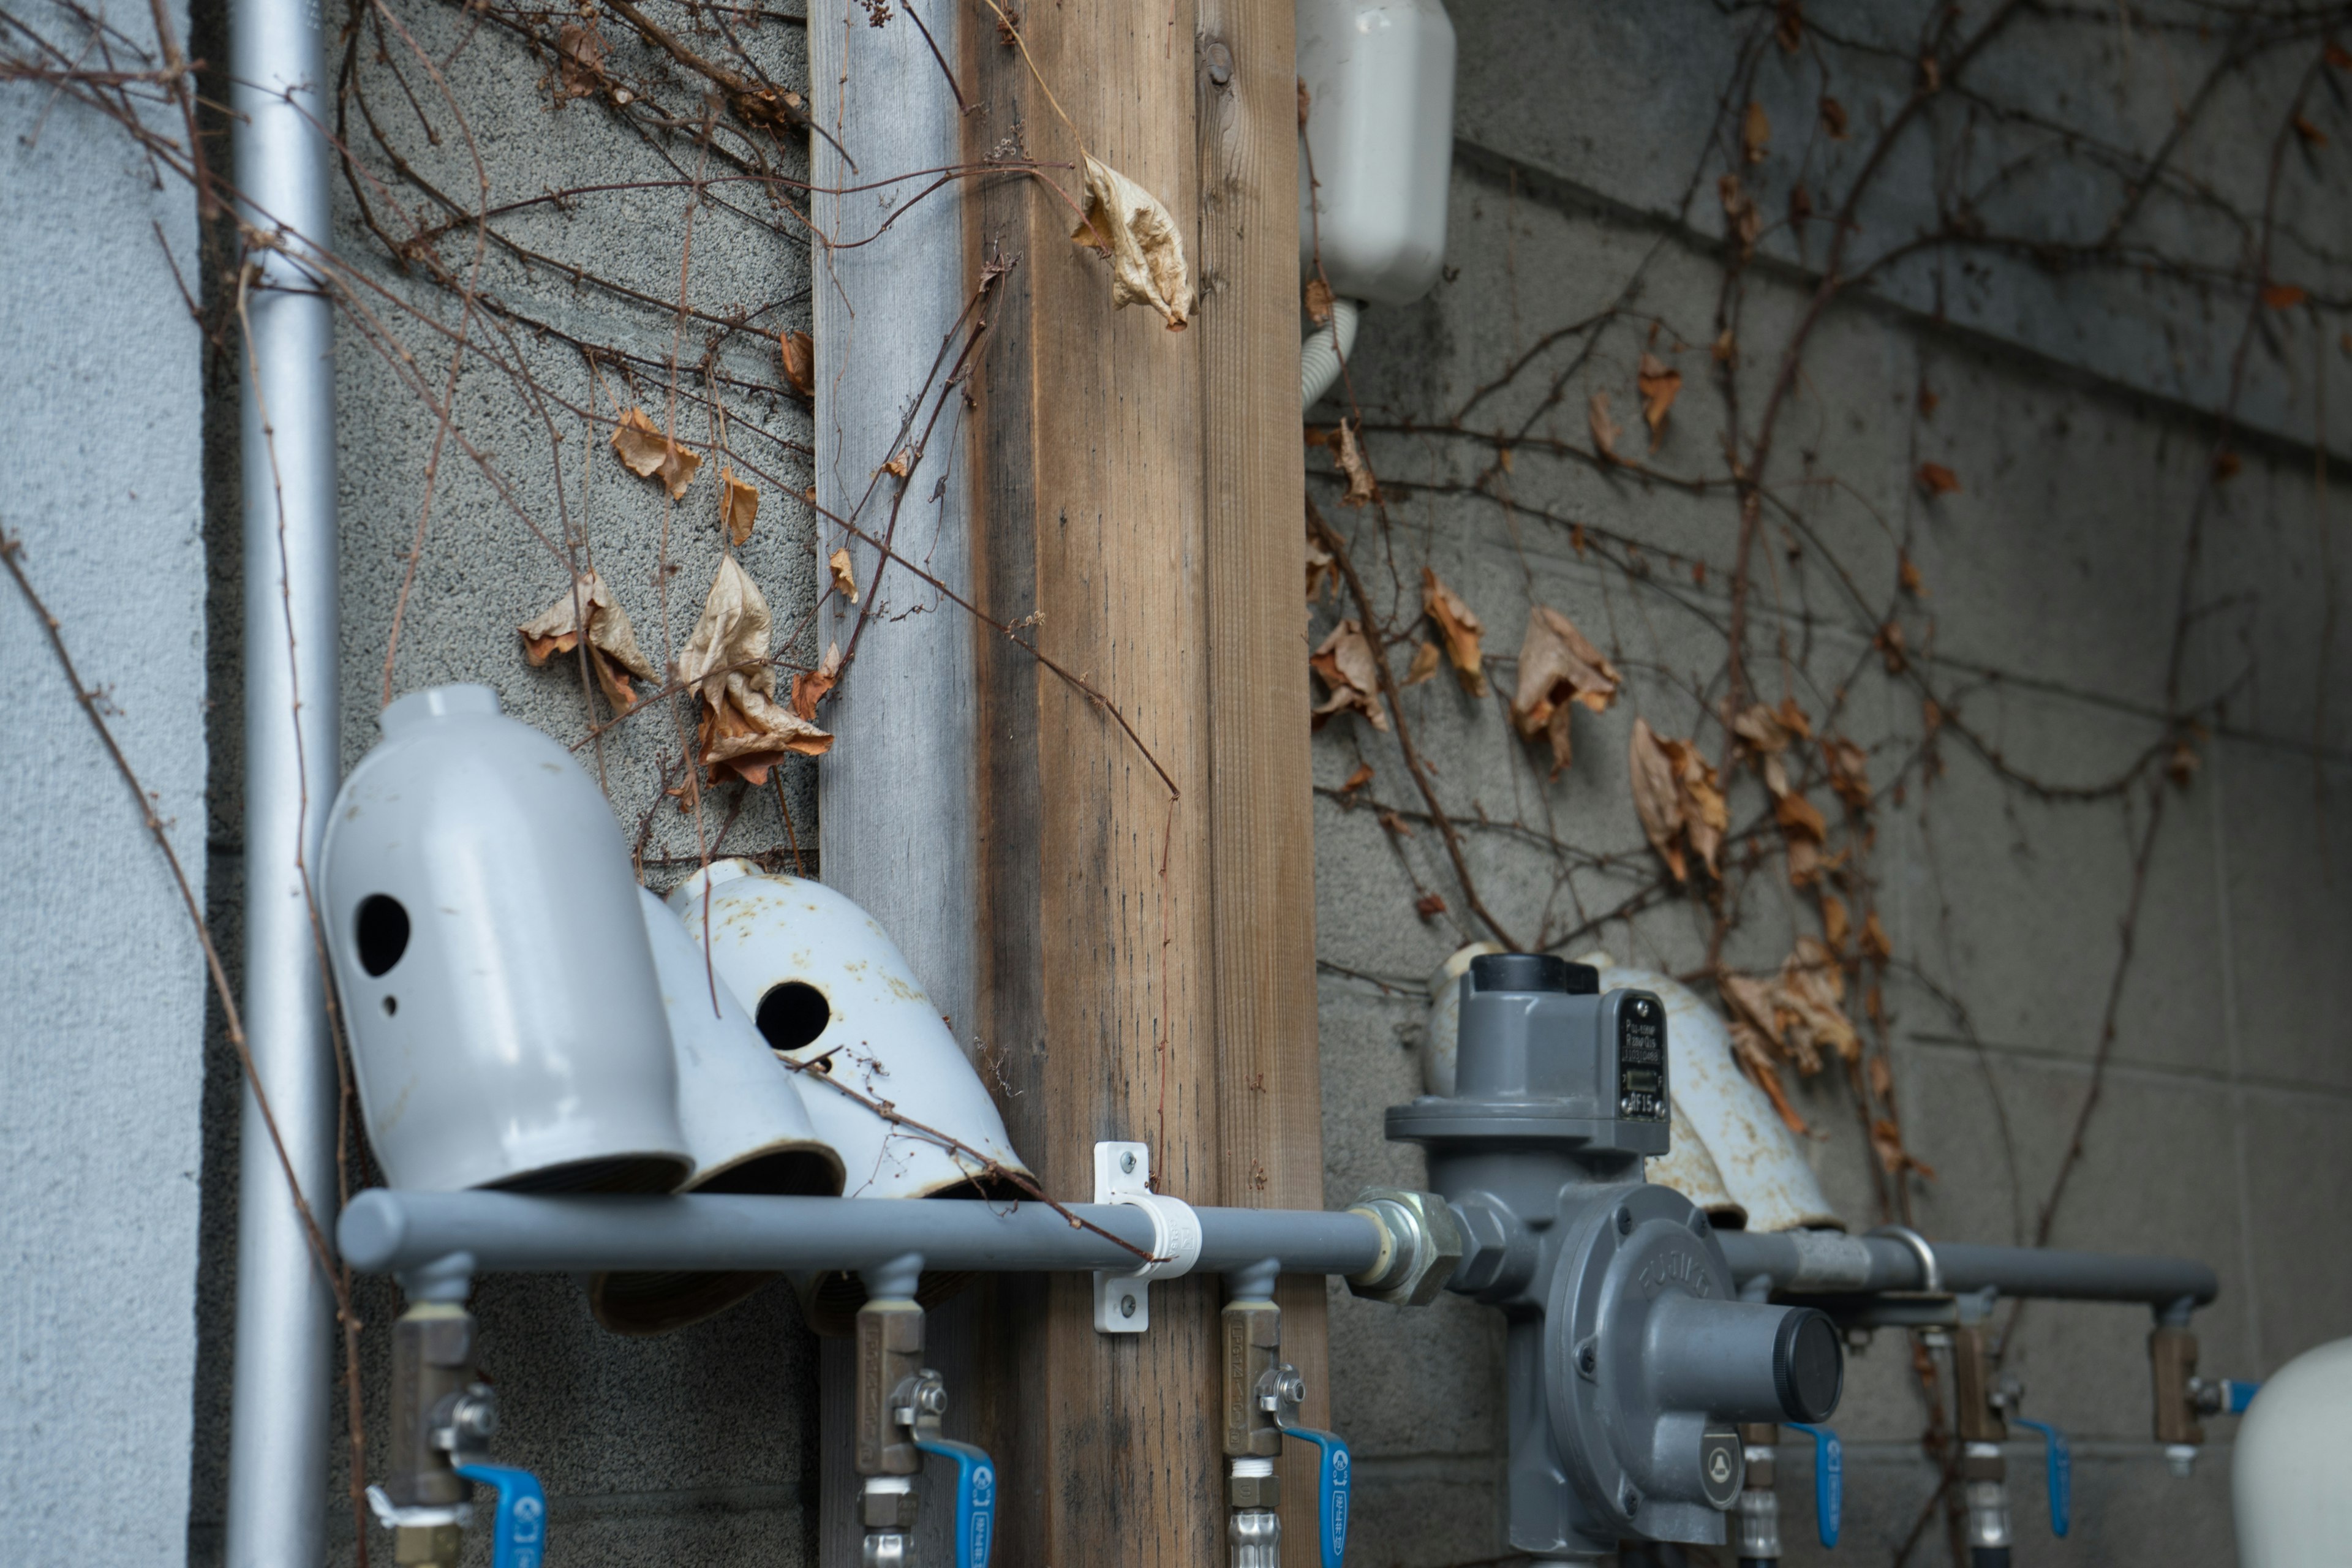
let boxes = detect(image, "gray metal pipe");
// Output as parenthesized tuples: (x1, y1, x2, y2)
(225, 0, 342, 1562)
(337, 1191, 1387, 1280)
(1716, 1231, 2218, 1308)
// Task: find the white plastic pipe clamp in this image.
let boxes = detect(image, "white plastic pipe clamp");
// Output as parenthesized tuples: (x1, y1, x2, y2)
(1092, 1141, 1200, 1333)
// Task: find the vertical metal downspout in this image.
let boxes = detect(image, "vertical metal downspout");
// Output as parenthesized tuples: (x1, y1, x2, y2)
(224, 0, 341, 1562)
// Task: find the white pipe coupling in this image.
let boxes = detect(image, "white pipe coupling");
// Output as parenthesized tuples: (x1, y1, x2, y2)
(1092, 1141, 1200, 1333)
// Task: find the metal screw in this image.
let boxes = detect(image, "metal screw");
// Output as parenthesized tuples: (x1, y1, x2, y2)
(1690, 1211, 1711, 1236)
(1577, 1343, 1597, 1376)
(1120, 1151, 1137, 1175)
(1121, 1293, 1137, 1319)
(1616, 1207, 1635, 1235)
(1621, 1483, 1641, 1516)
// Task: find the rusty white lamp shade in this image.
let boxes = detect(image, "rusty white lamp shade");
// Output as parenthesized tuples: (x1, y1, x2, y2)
(322, 685, 690, 1195)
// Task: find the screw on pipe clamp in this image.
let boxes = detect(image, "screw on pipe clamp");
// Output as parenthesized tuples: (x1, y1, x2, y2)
(1091, 1142, 1201, 1333)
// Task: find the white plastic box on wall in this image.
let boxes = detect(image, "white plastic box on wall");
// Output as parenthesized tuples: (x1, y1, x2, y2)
(1297, 0, 1458, 307)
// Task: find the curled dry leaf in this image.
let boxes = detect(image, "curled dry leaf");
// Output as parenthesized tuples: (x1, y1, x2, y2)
(1859, 910, 1891, 963)
(1420, 568, 1487, 696)
(1637, 353, 1681, 449)
(1917, 461, 1961, 496)
(1512, 606, 1620, 776)
(679, 555, 832, 785)
(779, 328, 815, 398)
(1741, 99, 1771, 164)
(880, 447, 913, 478)
(1628, 718, 1726, 880)
(1070, 154, 1194, 331)
(1309, 619, 1388, 732)
(518, 570, 655, 712)
(1335, 419, 1378, 506)
(1717, 173, 1761, 258)
(1819, 95, 1848, 139)
(790, 638, 843, 722)
(1413, 891, 1448, 921)
(1820, 893, 1850, 953)
(1873, 619, 1907, 673)
(610, 406, 701, 498)
(555, 21, 606, 97)
(1304, 525, 1336, 603)
(1898, 552, 1925, 597)
(1305, 276, 1334, 325)
(1775, 789, 1826, 844)
(1338, 761, 1374, 796)
(827, 547, 859, 605)
(1777, 936, 1859, 1069)
(1871, 1117, 1936, 1181)
(1587, 391, 1623, 462)
(719, 467, 760, 546)
(1403, 639, 1442, 687)
(1823, 736, 1871, 810)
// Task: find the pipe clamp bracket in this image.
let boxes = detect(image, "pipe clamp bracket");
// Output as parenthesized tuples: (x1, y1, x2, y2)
(1092, 1141, 1200, 1333)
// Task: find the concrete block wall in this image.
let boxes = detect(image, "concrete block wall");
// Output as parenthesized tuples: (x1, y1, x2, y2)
(1316, 5, 2352, 1566)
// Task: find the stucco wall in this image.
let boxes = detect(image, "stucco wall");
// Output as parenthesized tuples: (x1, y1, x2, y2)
(0, 2, 209, 1560)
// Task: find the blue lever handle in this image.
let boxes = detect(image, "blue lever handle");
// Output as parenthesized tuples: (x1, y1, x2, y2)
(913, 1435, 998, 1568)
(2008, 1419, 2071, 1537)
(1785, 1423, 1842, 1548)
(453, 1464, 546, 1568)
(2223, 1379, 2261, 1415)
(1281, 1426, 1352, 1568)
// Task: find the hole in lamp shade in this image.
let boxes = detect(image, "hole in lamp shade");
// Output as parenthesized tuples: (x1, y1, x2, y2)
(756, 981, 832, 1053)
(355, 894, 410, 976)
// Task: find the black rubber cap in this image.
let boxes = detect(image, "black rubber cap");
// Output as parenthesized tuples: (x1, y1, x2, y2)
(1773, 1308, 1844, 1423)
(1469, 953, 1600, 995)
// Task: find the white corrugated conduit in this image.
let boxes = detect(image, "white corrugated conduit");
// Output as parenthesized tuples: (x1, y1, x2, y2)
(1301, 296, 1362, 409)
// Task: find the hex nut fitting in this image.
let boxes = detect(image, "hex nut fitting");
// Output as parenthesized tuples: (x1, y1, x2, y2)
(1346, 1188, 1466, 1306)
(1227, 1471, 1283, 1508)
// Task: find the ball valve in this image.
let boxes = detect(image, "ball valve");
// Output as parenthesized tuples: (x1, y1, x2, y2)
(322, 685, 691, 1194)
(1387, 954, 1845, 1560)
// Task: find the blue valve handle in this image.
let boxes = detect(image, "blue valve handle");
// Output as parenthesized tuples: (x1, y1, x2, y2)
(453, 1464, 546, 1568)
(1280, 1426, 1352, 1568)
(913, 1435, 998, 1568)
(2223, 1380, 2261, 1415)
(2008, 1419, 2071, 1538)
(1785, 1423, 1842, 1549)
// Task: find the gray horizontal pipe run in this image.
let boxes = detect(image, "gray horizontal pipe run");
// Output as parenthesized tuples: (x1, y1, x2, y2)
(1717, 1231, 2219, 1308)
(339, 1189, 1387, 1279)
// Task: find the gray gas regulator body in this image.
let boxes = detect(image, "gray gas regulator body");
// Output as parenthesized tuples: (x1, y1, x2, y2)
(1387, 954, 1844, 1561)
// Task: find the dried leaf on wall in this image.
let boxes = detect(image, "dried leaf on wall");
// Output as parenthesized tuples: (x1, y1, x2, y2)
(1070, 154, 1194, 331)
(1823, 737, 1871, 809)
(1420, 568, 1487, 696)
(518, 570, 655, 712)
(1742, 99, 1771, 163)
(1403, 640, 1442, 687)
(1310, 619, 1388, 731)
(1305, 527, 1336, 603)
(1777, 936, 1859, 1068)
(611, 406, 701, 498)
(1629, 719, 1727, 880)
(1339, 761, 1374, 795)
(1637, 353, 1681, 448)
(1917, 461, 1961, 496)
(679, 556, 833, 785)
(1513, 607, 1621, 776)
(780, 329, 815, 398)
(790, 638, 843, 721)
(1588, 391, 1623, 462)
(555, 21, 606, 97)
(720, 467, 760, 546)
(1305, 276, 1334, 324)
(828, 547, 859, 604)
(1335, 420, 1378, 506)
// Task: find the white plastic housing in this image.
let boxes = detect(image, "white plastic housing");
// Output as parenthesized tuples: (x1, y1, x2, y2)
(591, 891, 846, 1335)
(666, 859, 1031, 1198)
(1297, 0, 1457, 306)
(322, 685, 691, 1194)
(2234, 1338, 2352, 1564)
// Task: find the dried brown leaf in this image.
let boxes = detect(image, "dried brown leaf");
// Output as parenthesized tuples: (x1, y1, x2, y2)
(1338, 761, 1374, 796)
(1712, 328, 1736, 364)
(518, 570, 655, 712)
(1305, 524, 1335, 603)
(555, 21, 606, 97)
(1821, 893, 1850, 953)
(1335, 419, 1378, 506)
(1305, 276, 1334, 325)
(1871, 1118, 1936, 1180)
(827, 547, 858, 604)
(1070, 154, 1194, 331)
(720, 467, 760, 546)
(1774, 0, 1803, 52)
(1512, 607, 1621, 777)
(1403, 639, 1442, 687)
(1823, 737, 1870, 810)
(1637, 353, 1681, 449)
(790, 638, 843, 722)
(1310, 619, 1388, 732)
(610, 406, 701, 498)
(1741, 99, 1771, 164)
(1717, 173, 1761, 257)
(1663, 734, 1728, 878)
(780, 328, 815, 398)
(1898, 552, 1925, 597)
(1917, 461, 1961, 496)
(1774, 789, 1826, 844)
(679, 556, 832, 783)
(881, 447, 913, 478)
(1860, 910, 1891, 963)
(1819, 94, 1848, 139)
(1587, 390, 1623, 462)
(1421, 568, 1487, 696)
(1776, 936, 1858, 1068)
(1413, 891, 1448, 921)
(2261, 282, 2309, 309)
(1873, 620, 1907, 673)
